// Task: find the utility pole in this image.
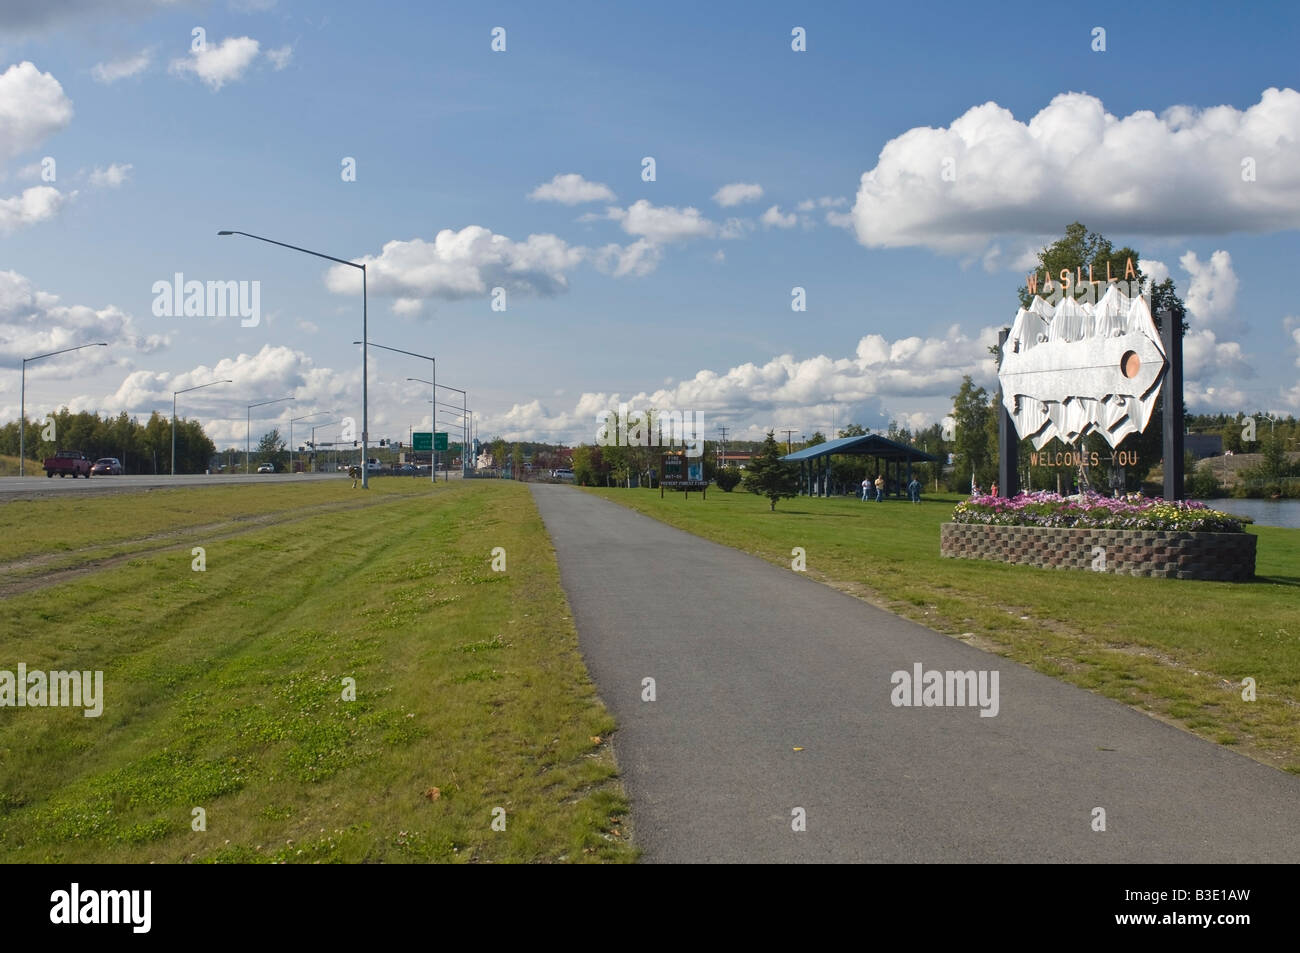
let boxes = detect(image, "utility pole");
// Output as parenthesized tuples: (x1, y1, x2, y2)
(718, 427, 729, 470)
(781, 429, 796, 454)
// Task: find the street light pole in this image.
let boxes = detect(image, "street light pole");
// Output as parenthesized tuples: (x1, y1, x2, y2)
(435, 400, 471, 475)
(290, 411, 333, 474)
(173, 379, 232, 476)
(20, 342, 107, 476)
(358, 342, 437, 484)
(246, 396, 296, 472)
(419, 380, 467, 481)
(219, 229, 369, 488)
(311, 420, 340, 472)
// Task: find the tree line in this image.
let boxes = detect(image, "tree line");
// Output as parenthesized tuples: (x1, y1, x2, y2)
(0, 409, 216, 475)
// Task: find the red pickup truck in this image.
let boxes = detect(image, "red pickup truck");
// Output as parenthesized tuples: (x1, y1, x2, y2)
(43, 450, 93, 478)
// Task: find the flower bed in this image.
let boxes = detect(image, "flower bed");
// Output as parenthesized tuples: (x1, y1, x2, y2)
(942, 492, 1256, 581)
(952, 490, 1249, 533)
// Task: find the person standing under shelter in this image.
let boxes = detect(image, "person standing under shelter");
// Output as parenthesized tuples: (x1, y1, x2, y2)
(908, 477, 921, 503)
(874, 473, 885, 502)
(861, 476, 871, 502)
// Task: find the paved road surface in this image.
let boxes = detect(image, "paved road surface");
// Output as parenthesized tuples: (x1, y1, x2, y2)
(531, 484, 1300, 863)
(0, 471, 380, 499)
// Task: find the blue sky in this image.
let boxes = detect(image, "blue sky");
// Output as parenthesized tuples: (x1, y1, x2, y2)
(2, 0, 1299, 450)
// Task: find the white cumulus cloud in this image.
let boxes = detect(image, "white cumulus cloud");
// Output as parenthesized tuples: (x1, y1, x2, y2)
(0, 269, 166, 371)
(850, 87, 1300, 256)
(760, 205, 797, 228)
(608, 199, 714, 243)
(484, 324, 1002, 443)
(712, 182, 763, 207)
(1179, 250, 1239, 331)
(0, 62, 74, 160)
(529, 173, 616, 205)
(91, 50, 152, 83)
(593, 240, 661, 278)
(169, 36, 261, 91)
(0, 186, 72, 233)
(324, 226, 585, 301)
(1182, 329, 1251, 379)
(1141, 259, 1171, 288)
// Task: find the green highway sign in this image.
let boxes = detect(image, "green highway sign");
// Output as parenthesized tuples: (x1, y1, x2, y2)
(434, 432, 449, 451)
(412, 432, 432, 452)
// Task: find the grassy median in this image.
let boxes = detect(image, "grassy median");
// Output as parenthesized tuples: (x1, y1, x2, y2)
(584, 486, 1300, 774)
(0, 479, 634, 862)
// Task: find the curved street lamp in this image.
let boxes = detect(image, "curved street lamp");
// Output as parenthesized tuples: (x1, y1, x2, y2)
(20, 342, 108, 476)
(311, 419, 341, 472)
(247, 396, 295, 472)
(220, 229, 369, 487)
(434, 398, 472, 475)
(358, 341, 436, 484)
(412, 378, 467, 481)
(173, 379, 232, 476)
(290, 410, 334, 473)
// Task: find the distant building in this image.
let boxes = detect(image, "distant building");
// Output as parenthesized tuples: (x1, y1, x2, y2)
(718, 452, 753, 469)
(1185, 433, 1224, 459)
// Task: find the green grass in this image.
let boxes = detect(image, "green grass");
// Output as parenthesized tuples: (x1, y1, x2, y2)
(0, 454, 29, 477)
(0, 480, 634, 862)
(584, 486, 1300, 773)
(0, 475, 396, 567)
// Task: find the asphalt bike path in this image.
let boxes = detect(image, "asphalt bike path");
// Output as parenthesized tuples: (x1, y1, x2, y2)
(530, 484, 1300, 863)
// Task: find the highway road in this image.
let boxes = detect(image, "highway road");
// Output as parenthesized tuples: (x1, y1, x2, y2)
(0, 471, 338, 499)
(531, 484, 1300, 863)
(0, 471, 452, 499)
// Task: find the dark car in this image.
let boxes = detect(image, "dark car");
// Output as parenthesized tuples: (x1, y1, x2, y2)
(90, 457, 123, 476)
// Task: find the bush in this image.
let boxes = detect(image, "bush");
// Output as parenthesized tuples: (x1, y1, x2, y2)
(1186, 465, 1222, 499)
(715, 466, 742, 492)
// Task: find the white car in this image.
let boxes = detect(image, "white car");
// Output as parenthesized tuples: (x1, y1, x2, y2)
(553, 468, 575, 481)
(257, 463, 274, 473)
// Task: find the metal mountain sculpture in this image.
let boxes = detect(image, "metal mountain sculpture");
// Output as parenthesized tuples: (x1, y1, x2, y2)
(999, 285, 1167, 450)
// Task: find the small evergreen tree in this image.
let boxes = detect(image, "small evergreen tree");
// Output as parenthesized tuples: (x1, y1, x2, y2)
(743, 431, 798, 511)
